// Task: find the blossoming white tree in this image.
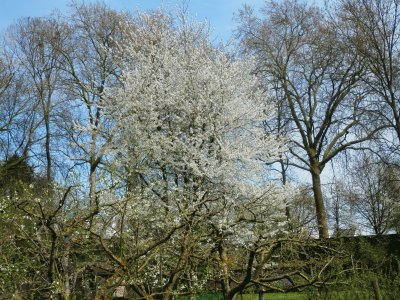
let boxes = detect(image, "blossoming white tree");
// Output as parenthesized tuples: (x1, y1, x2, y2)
(88, 9, 291, 300)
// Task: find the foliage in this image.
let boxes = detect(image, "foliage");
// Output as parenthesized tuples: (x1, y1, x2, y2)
(1, 0, 400, 299)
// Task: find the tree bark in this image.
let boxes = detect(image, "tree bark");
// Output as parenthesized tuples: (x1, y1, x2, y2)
(219, 243, 232, 300)
(371, 278, 383, 300)
(310, 164, 329, 239)
(61, 237, 71, 299)
(258, 290, 265, 300)
(42, 89, 53, 184)
(161, 233, 190, 300)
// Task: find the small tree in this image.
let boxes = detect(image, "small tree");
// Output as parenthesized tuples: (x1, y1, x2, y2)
(345, 154, 399, 235)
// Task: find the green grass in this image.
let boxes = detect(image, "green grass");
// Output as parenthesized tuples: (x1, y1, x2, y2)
(239, 293, 307, 300)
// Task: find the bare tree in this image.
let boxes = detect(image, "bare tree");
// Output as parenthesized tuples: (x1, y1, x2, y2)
(237, 0, 381, 238)
(345, 154, 398, 235)
(59, 2, 128, 209)
(7, 16, 68, 182)
(0, 39, 38, 167)
(340, 0, 400, 147)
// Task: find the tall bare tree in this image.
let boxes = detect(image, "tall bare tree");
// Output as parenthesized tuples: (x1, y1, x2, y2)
(6, 16, 68, 182)
(237, 0, 381, 238)
(59, 2, 128, 209)
(0, 38, 38, 169)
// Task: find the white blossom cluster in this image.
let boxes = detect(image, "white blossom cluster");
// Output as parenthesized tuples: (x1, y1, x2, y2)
(77, 9, 294, 294)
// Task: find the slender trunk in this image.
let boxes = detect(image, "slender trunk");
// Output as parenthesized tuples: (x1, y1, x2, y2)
(39, 88, 52, 183)
(310, 163, 329, 239)
(89, 162, 97, 231)
(279, 157, 287, 185)
(280, 157, 293, 230)
(89, 156, 97, 207)
(218, 242, 232, 300)
(395, 119, 400, 143)
(88, 104, 100, 208)
(162, 232, 191, 300)
(48, 226, 58, 285)
(334, 197, 340, 235)
(258, 290, 265, 300)
(62, 238, 71, 299)
(44, 110, 52, 183)
(389, 90, 400, 143)
(88, 145, 100, 232)
(371, 278, 383, 300)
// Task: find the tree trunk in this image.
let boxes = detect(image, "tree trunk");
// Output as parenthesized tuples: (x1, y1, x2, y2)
(43, 93, 52, 183)
(219, 242, 233, 300)
(279, 157, 293, 231)
(161, 234, 190, 300)
(48, 226, 58, 286)
(258, 290, 265, 300)
(88, 159, 98, 231)
(44, 110, 52, 183)
(310, 165, 329, 239)
(224, 294, 237, 300)
(89, 157, 97, 207)
(62, 238, 71, 299)
(371, 278, 383, 300)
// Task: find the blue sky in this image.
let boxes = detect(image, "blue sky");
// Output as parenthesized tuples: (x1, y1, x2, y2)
(0, 0, 265, 40)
